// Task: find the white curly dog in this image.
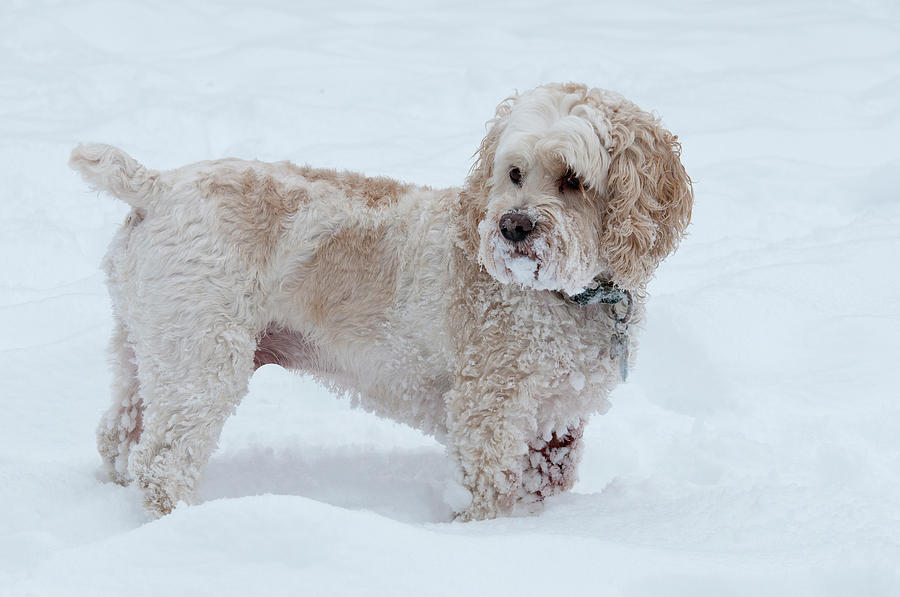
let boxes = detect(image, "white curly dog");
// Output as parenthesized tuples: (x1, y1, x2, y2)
(70, 83, 692, 520)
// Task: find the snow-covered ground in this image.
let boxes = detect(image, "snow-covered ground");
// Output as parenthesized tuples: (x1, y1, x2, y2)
(2, 0, 899, 594)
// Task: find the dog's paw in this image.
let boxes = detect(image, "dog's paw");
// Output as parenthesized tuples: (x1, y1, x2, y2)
(138, 476, 177, 517)
(129, 443, 194, 517)
(454, 504, 494, 522)
(454, 469, 520, 521)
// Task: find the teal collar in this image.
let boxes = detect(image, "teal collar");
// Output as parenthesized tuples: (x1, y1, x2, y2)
(560, 279, 629, 306)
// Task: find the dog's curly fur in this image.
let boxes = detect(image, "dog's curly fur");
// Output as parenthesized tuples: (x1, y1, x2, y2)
(70, 83, 692, 520)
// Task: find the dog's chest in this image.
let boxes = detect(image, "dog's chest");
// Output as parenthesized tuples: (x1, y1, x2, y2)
(536, 300, 620, 383)
(486, 287, 629, 427)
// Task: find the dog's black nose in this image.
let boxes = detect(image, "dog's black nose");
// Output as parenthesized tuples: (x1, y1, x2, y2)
(499, 212, 534, 242)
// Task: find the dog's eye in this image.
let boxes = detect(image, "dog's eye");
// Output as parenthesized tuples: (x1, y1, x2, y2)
(559, 169, 583, 192)
(509, 167, 523, 186)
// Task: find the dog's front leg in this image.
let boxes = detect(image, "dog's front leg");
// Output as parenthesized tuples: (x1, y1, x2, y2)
(445, 368, 537, 521)
(520, 421, 585, 504)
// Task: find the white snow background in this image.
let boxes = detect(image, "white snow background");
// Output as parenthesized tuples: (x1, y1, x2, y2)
(2, 0, 899, 595)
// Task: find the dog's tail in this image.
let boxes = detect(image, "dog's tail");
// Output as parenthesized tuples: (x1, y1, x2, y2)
(69, 144, 166, 209)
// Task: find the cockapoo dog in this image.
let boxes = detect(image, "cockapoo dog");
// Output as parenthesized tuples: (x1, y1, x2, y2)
(70, 83, 692, 520)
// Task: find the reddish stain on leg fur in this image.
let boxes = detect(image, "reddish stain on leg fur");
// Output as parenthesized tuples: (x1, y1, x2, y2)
(525, 422, 585, 499)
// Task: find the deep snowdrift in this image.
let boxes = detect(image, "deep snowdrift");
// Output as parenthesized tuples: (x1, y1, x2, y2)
(2, 1, 899, 595)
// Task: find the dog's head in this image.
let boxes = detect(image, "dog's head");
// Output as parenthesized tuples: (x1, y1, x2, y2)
(457, 83, 692, 295)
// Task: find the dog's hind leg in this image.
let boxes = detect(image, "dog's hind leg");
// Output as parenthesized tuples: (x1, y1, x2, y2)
(96, 320, 143, 485)
(126, 311, 258, 517)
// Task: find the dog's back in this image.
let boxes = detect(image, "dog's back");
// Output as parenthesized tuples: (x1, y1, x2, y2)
(72, 145, 460, 447)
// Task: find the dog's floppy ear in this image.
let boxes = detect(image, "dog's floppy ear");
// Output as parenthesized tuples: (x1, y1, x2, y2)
(599, 100, 693, 289)
(455, 96, 516, 257)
